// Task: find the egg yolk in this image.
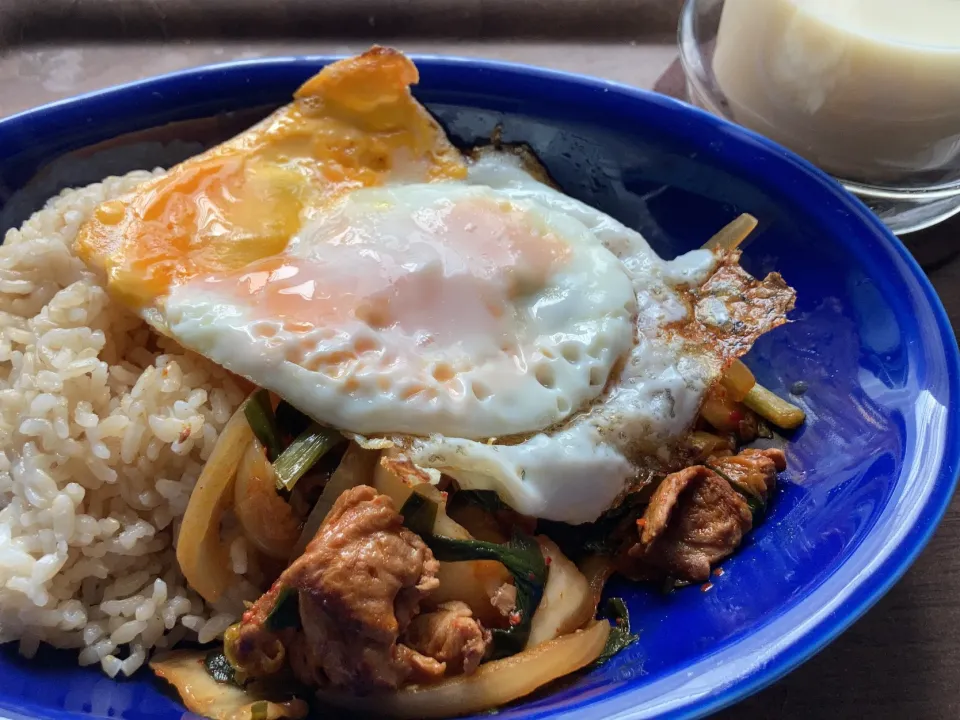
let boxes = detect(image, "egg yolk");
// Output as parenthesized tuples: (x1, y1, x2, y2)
(180, 191, 573, 386)
(75, 47, 467, 311)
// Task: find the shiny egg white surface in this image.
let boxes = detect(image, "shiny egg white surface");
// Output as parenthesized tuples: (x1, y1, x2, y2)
(76, 48, 761, 524)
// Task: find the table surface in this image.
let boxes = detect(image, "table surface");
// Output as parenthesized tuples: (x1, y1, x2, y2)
(3, 8, 960, 717)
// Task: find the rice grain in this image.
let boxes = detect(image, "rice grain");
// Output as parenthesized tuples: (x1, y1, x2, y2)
(0, 171, 250, 674)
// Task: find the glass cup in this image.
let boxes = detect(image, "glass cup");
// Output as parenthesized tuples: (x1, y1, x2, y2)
(679, 0, 960, 235)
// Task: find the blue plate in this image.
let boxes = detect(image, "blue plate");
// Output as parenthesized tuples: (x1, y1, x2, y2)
(1, 56, 958, 720)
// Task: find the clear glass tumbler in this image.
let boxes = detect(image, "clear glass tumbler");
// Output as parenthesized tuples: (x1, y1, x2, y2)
(679, 0, 960, 235)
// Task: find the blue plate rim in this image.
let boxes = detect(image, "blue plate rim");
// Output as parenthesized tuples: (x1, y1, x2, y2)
(1, 54, 959, 720)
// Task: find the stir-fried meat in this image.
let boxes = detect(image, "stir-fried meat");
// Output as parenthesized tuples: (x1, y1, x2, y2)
(625, 447, 784, 582)
(628, 467, 751, 582)
(710, 447, 785, 497)
(403, 601, 492, 675)
(230, 485, 444, 693)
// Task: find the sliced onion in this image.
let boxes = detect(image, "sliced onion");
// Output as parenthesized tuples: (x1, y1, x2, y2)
(427, 559, 512, 627)
(177, 401, 254, 603)
(526, 538, 592, 648)
(374, 455, 512, 624)
(700, 386, 745, 434)
(151, 650, 308, 720)
(234, 439, 301, 560)
(290, 443, 379, 560)
(317, 621, 610, 718)
(447, 501, 508, 543)
(579, 554, 616, 612)
(374, 452, 470, 539)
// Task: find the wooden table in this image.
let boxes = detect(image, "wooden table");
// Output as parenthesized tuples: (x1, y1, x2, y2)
(2, 6, 960, 716)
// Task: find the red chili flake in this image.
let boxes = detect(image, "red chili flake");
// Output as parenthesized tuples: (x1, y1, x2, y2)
(713, 568, 724, 577)
(636, 518, 646, 529)
(527, 572, 536, 581)
(508, 611, 522, 626)
(441, 491, 448, 501)
(729, 409, 744, 425)
(241, 610, 253, 623)
(178, 427, 191, 443)
(701, 582, 714, 592)
(544, 556, 552, 566)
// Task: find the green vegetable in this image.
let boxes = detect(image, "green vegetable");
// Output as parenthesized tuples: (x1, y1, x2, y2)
(706, 464, 767, 520)
(250, 700, 269, 720)
(420, 530, 547, 659)
(275, 400, 312, 439)
(204, 649, 239, 685)
(273, 424, 343, 492)
(449, 490, 508, 516)
(244, 389, 283, 462)
(399, 491, 438, 538)
(400, 493, 547, 658)
(537, 492, 650, 561)
(264, 587, 300, 632)
(592, 597, 639, 666)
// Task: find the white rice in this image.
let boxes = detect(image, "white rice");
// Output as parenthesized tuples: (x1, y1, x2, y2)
(0, 170, 254, 675)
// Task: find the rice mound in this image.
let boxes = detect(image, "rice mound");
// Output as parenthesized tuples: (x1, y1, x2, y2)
(0, 170, 254, 678)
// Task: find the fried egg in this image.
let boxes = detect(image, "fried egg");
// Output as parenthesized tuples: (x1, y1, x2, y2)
(76, 48, 794, 524)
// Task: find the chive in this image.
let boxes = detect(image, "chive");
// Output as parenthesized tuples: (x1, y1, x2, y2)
(244, 389, 283, 461)
(536, 491, 649, 561)
(400, 493, 548, 659)
(421, 530, 547, 659)
(591, 597, 640, 666)
(250, 700, 268, 720)
(273, 424, 342, 492)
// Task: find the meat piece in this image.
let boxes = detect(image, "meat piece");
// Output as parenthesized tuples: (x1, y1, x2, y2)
(736, 408, 760, 444)
(403, 601, 492, 675)
(709, 447, 785, 499)
(625, 447, 785, 582)
(628, 467, 752, 583)
(230, 485, 444, 694)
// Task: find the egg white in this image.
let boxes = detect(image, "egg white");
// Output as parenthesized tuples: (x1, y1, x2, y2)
(163, 159, 639, 441)
(405, 152, 721, 524)
(161, 149, 728, 524)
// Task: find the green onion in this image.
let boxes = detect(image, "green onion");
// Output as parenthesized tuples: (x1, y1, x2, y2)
(250, 700, 268, 720)
(273, 424, 342, 492)
(275, 400, 312, 439)
(244, 389, 283, 461)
